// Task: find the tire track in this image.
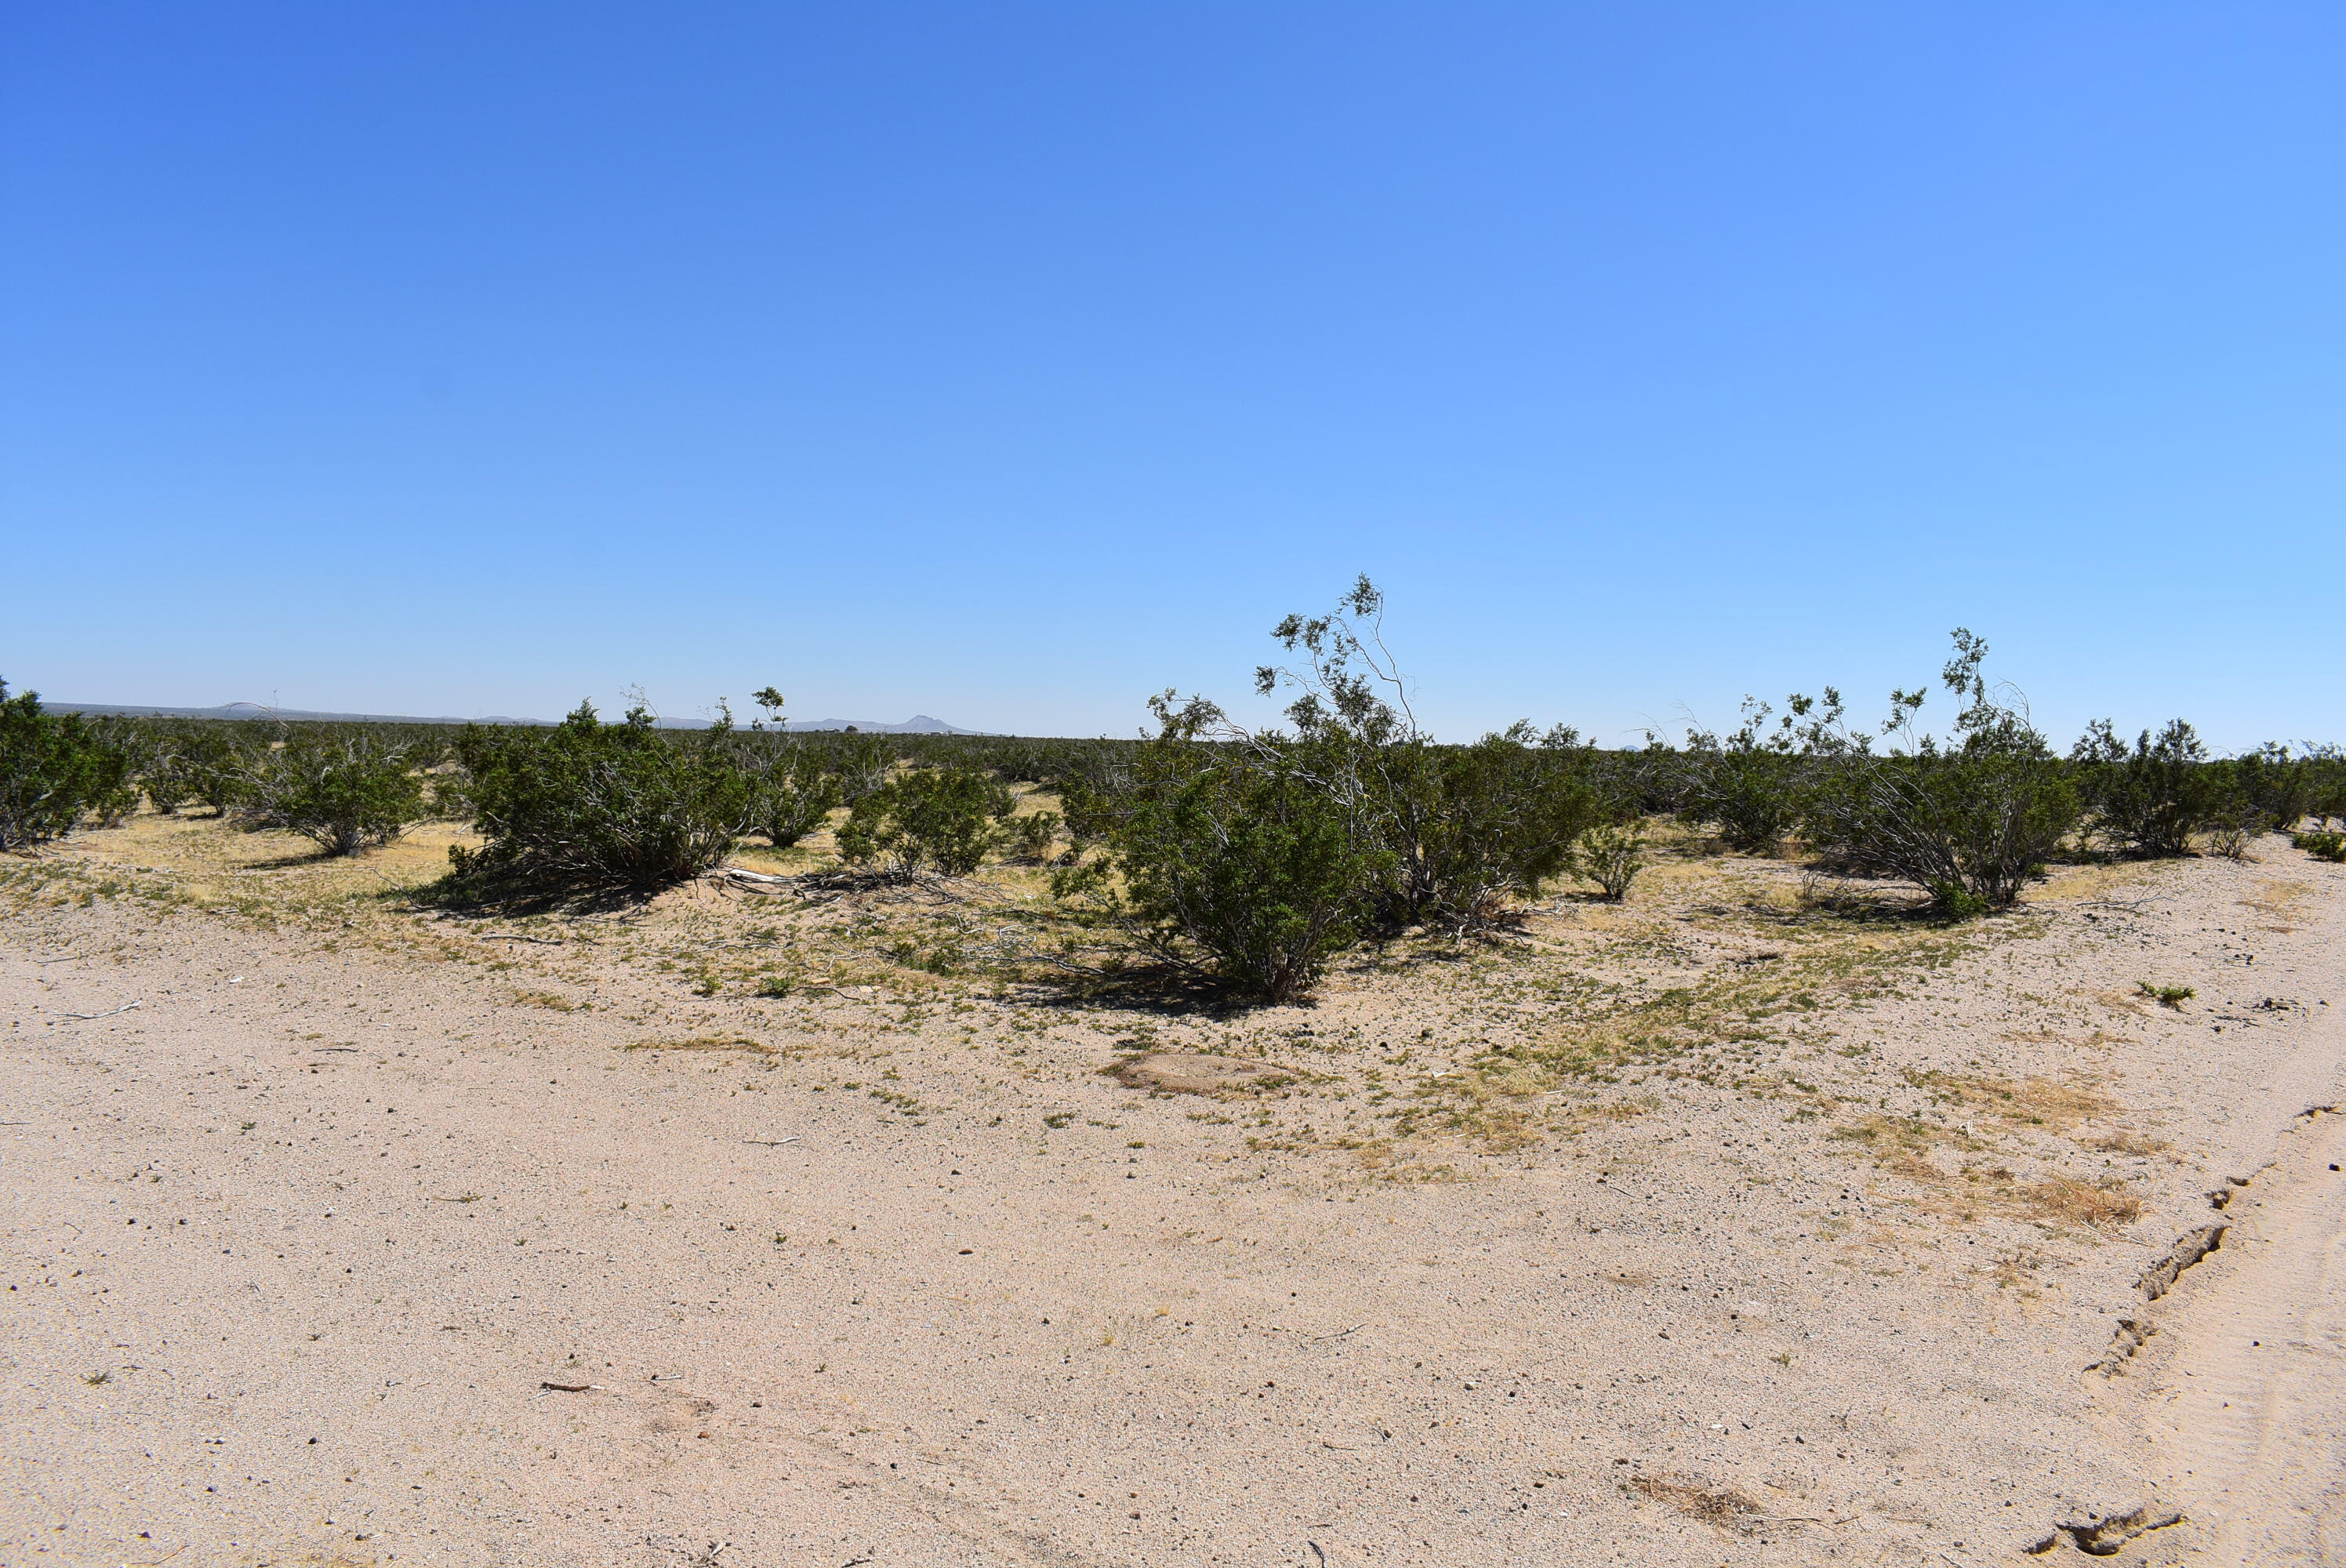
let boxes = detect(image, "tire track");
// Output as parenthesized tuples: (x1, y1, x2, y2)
(2130, 1107, 2346, 1563)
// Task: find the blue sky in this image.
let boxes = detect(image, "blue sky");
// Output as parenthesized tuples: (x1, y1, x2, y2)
(5, 3, 2339, 747)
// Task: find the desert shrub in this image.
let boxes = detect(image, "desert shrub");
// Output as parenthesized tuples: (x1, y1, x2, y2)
(1402, 731, 1599, 927)
(1682, 699, 1810, 854)
(836, 764, 1012, 877)
(154, 722, 252, 816)
(1800, 632, 2079, 916)
(2231, 743, 2319, 833)
(2294, 829, 2346, 863)
(447, 701, 749, 895)
(1255, 578, 1594, 932)
(1001, 808, 1063, 863)
(1574, 817, 1648, 902)
(0, 681, 133, 851)
(1060, 695, 1383, 1004)
(124, 722, 192, 815)
(2070, 718, 2238, 858)
(732, 740, 841, 848)
(827, 734, 898, 804)
(233, 732, 427, 855)
(81, 717, 143, 826)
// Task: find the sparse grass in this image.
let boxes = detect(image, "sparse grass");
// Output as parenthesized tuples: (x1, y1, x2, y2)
(1627, 1473, 1766, 1533)
(1904, 1069, 2115, 1131)
(2080, 1129, 2170, 1156)
(510, 989, 578, 1011)
(624, 1036, 776, 1055)
(2021, 1175, 2144, 1229)
(2136, 981, 2195, 1009)
(2031, 861, 2164, 905)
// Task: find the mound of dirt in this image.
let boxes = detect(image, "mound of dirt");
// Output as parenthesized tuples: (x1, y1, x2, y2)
(1108, 1050, 1291, 1094)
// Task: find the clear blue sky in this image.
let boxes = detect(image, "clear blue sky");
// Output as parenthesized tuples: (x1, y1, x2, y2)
(5, 4, 2339, 747)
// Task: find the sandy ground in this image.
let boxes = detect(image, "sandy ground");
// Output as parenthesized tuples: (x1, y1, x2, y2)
(4, 822, 2344, 1566)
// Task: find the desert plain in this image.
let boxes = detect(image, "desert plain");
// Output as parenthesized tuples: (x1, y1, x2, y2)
(5, 812, 2344, 1566)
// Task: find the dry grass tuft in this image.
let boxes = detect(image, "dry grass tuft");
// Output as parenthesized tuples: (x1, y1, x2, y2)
(623, 1036, 775, 1054)
(2032, 862, 2161, 905)
(2079, 1129, 2170, 1156)
(1908, 1070, 2115, 1132)
(1628, 1473, 1767, 1532)
(2239, 877, 2314, 931)
(1107, 1051, 1292, 1094)
(510, 989, 578, 1011)
(2021, 1175, 2143, 1229)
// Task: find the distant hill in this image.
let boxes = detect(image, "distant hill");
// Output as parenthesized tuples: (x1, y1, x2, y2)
(779, 715, 982, 734)
(39, 700, 987, 734)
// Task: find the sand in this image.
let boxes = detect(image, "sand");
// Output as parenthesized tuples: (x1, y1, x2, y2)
(4, 822, 2343, 1566)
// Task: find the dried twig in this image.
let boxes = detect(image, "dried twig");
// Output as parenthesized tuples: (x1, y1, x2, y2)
(1312, 1323, 1366, 1342)
(49, 1001, 140, 1021)
(742, 1137, 802, 1147)
(539, 1380, 602, 1392)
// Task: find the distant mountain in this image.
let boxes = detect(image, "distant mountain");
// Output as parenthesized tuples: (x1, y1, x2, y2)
(40, 700, 550, 726)
(779, 715, 984, 735)
(40, 700, 988, 735)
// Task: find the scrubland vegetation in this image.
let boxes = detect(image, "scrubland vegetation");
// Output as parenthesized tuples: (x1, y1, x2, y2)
(6, 581, 2342, 1006)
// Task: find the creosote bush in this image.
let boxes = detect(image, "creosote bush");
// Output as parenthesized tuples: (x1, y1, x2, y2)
(233, 732, 428, 855)
(1059, 694, 1385, 1004)
(1057, 580, 1610, 1001)
(1253, 579, 1597, 934)
(1682, 699, 1809, 855)
(732, 739, 842, 849)
(837, 765, 1013, 877)
(0, 680, 132, 851)
(446, 700, 749, 896)
(2072, 718, 2244, 858)
(1574, 818, 1648, 902)
(1799, 632, 2079, 916)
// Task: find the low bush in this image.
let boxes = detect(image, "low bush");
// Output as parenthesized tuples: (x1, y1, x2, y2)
(1682, 699, 1809, 855)
(2294, 829, 2346, 863)
(0, 681, 133, 851)
(2072, 718, 2239, 858)
(1059, 695, 1383, 1004)
(837, 765, 1013, 877)
(153, 722, 252, 816)
(1800, 632, 2079, 916)
(1255, 579, 1595, 933)
(233, 733, 427, 855)
(446, 701, 749, 896)
(1574, 817, 1648, 902)
(734, 740, 842, 849)
(1001, 808, 1063, 863)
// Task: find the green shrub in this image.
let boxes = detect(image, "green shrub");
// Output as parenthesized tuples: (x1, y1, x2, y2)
(2294, 829, 2346, 863)
(1682, 699, 1810, 855)
(1255, 579, 1594, 932)
(1800, 632, 2079, 916)
(0, 681, 132, 851)
(156, 722, 252, 816)
(2071, 718, 2239, 858)
(836, 765, 1012, 877)
(1061, 695, 1383, 1004)
(233, 733, 427, 855)
(1574, 817, 1649, 902)
(446, 701, 749, 896)
(1404, 730, 1599, 927)
(1001, 808, 1063, 863)
(733, 739, 842, 848)
(827, 734, 897, 804)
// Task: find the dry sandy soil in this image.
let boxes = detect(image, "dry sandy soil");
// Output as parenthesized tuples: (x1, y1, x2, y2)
(4, 815, 2344, 1566)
